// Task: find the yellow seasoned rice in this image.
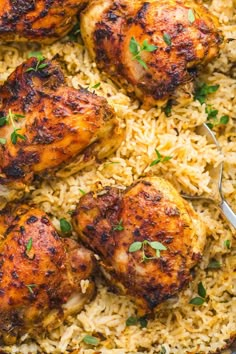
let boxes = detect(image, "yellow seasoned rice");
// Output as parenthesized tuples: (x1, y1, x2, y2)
(0, 0, 235, 353)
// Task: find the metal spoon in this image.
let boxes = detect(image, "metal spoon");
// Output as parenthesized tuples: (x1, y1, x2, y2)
(182, 123, 236, 229)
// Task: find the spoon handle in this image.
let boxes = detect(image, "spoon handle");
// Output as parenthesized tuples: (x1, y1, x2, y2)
(219, 199, 236, 229)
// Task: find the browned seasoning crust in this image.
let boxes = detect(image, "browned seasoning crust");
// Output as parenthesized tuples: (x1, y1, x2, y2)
(81, 0, 223, 107)
(72, 177, 206, 313)
(0, 204, 96, 344)
(0, 0, 87, 43)
(0, 57, 122, 191)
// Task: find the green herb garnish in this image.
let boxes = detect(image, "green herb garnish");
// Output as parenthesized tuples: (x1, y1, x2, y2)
(0, 110, 26, 144)
(91, 82, 101, 89)
(189, 282, 207, 305)
(26, 284, 37, 294)
(60, 218, 72, 233)
(0, 137, 6, 145)
(26, 52, 48, 72)
(188, 9, 195, 23)
(207, 259, 221, 269)
(11, 128, 26, 145)
(159, 346, 167, 354)
(224, 240, 231, 249)
(163, 33, 172, 46)
(82, 335, 100, 346)
(79, 188, 86, 195)
(126, 316, 148, 328)
(129, 37, 158, 69)
(150, 149, 173, 166)
(194, 83, 220, 104)
(162, 100, 172, 117)
(113, 219, 124, 231)
(26, 238, 33, 253)
(68, 23, 80, 41)
(129, 240, 167, 262)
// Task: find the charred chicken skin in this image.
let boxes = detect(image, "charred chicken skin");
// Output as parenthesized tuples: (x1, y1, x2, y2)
(81, 0, 223, 107)
(72, 177, 206, 313)
(0, 57, 122, 192)
(0, 0, 86, 43)
(0, 204, 95, 344)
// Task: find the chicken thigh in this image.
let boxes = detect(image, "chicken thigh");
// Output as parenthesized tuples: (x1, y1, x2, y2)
(0, 57, 122, 195)
(81, 0, 223, 107)
(72, 177, 206, 313)
(0, 0, 86, 43)
(0, 204, 95, 344)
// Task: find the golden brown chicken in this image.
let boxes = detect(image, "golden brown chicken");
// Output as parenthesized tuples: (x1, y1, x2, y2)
(0, 204, 95, 344)
(72, 177, 206, 313)
(0, 56, 122, 195)
(0, 0, 86, 43)
(81, 0, 223, 107)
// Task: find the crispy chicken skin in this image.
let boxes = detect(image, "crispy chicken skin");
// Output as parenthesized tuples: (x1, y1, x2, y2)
(0, 0, 86, 43)
(0, 57, 122, 192)
(81, 0, 223, 107)
(72, 177, 206, 312)
(0, 204, 95, 344)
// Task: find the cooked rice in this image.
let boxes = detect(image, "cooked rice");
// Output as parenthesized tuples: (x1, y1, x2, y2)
(0, 0, 235, 353)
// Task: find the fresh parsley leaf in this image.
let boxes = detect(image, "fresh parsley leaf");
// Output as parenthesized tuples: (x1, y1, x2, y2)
(162, 100, 172, 117)
(26, 54, 47, 73)
(220, 115, 229, 125)
(0, 137, 6, 145)
(91, 82, 101, 89)
(189, 297, 205, 305)
(163, 33, 172, 46)
(68, 23, 81, 41)
(150, 149, 173, 166)
(159, 346, 167, 354)
(207, 260, 221, 269)
(126, 316, 148, 328)
(139, 316, 148, 328)
(198, 282, 206, 298)
(28, 51, 44, 61)
(82, 335, 100, 346)
(26, 238, 33, 253)
(129, 37, 157, 69)
(60, 218, 72, 233)
(194, 83, 220, 104)
(129, 241, 142, 253)
(11, 129, 26, 145)
(126, 316, 138, 326)
(26, 284, 37, 294)
(224, 240, 231, 249)
(79, 188, 86, 195)
(188, 9, 195, 23)
(113, 219, 124, 231)
(0, 116, 7, 126)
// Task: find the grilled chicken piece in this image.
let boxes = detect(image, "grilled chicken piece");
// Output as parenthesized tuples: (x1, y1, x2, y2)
(0, 204, 95, 344)
(0, 57, 122, 194)
(72, 177, 206, 313)
(0, 0, 86, 43)
(81, 0, 223, 107)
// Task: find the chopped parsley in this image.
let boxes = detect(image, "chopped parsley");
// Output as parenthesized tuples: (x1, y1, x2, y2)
(194, 83, 220, 104)
(163, 33, 172, 46)
(126, 315, 148, 328)
(26, 52, 48, 72)
(162, 100, 173, 117)
(129, 240, 167, 262)
(207, 259, 221, 269)
(82, 335, 100, 346)
(150, 149, 173, 166)
(60, 218, 72, 233)
(26, 284, 37, 294)
(68, 22, 80, 41)
(189, 281, 207, 305)
(129, 37, 158, 69)
(113, 219, 124, 231)
(79, 188, 86, 195)
(188, 9, 195, 24)
(25, 238, 33, 253)
(224, 240, 231, 249)
(0, 109, 26, 145)
(91, 82, 101, 89)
